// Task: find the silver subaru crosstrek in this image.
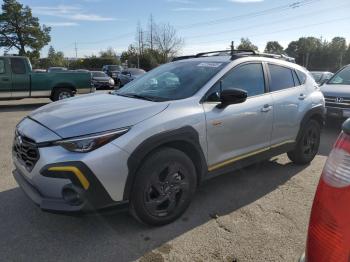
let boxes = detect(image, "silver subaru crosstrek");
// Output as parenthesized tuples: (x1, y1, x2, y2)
(13, 50, 325, 226)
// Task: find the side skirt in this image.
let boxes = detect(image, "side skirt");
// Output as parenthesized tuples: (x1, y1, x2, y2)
(203, 142, 295, 181)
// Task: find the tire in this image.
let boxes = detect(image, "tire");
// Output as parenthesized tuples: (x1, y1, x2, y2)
(51, 88, 74, 102)
(129, 147, 197, 226)
(287, 119, 321, 165)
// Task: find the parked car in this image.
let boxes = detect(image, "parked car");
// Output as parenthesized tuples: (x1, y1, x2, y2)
(0, 56, 94, 101)
(321, 65, 350, 119)
(13, 50, 325, 226)
(47, 67, 68, 73)
(299, 118, 350, 262)
(32, 69, 46, 73)
(118, 68, 146, 87)
(102, 65, 123, 82)
(91, 71, 115, 89)
(310, 71, 334, 85)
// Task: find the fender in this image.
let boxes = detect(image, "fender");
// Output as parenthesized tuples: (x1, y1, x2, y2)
(297, 105, 325, 141)
(123, 126, 208, 200)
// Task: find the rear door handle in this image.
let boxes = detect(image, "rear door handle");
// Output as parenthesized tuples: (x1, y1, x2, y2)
(1, 77, 9, 81)
(261, 104, 272, 112)
(299, 94, 307, 100)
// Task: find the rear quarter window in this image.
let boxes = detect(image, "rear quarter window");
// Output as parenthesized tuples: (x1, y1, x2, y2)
(295, 70, 307, 85)
(10, 58, 26, 74)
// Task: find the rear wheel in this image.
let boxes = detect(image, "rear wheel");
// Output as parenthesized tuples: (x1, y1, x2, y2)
(129, 148, 197, 226)
(287, 119, 321, 165)
(51, 88, 74, 101)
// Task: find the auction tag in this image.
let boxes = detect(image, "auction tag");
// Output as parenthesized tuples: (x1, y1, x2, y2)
(197, 63, 222, 68)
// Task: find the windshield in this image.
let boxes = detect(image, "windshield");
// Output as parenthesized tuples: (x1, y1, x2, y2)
(92, 71, 107, 77)
(311, 72, 323, 82)
(328, 66, 350, 85)
(108, 65, 122, 71)
(116, 61, 227, 101)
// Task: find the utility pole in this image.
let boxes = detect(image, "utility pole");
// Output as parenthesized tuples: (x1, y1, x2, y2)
(150, 14, 154, 50)
(74, 42, 78, 58)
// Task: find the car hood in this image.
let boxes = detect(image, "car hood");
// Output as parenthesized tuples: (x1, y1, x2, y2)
(321, 84, 350, 97)
(29, 93, 169, 138)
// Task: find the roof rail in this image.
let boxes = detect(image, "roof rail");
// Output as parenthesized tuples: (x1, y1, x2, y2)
(172, 49, 295, 63)
(257, 53, 296, 63)
(172, 55, 197, 62)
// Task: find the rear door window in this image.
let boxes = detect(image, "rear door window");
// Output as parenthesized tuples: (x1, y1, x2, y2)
(268, 64, 295, 92)
(10, 58, 26, 74)
(0, 59, 5, 74)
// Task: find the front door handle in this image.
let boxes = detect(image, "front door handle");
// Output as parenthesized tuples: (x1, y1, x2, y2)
(299, 94, 307, 100)
(1, 77, 9, 81)
(261, 104, 272, 112)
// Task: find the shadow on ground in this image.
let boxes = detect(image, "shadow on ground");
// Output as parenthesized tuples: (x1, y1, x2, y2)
(0, 103, 49, 113)
(0, 160, 306, 262)
(318, 118, 344, 156)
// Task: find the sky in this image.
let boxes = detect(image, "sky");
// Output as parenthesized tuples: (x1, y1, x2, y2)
(4, 0, 350, 58)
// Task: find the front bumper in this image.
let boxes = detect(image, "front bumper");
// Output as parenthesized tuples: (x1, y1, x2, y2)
(325, 107, 350, 118)
(14, 168, 86, 212)
(93, 82, 114, 89)
(13, 161, 125, 213)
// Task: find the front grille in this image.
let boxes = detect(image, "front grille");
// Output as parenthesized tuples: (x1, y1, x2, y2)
(13, 131, 40, 172)
(325, 96, 350, 109)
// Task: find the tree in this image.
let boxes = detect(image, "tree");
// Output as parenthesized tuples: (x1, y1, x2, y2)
(153, 23, 184, 62)
(264, 41, 284, 54)
(47, 46, 65, 67)
(328, 37, 347, 69)
(0, 0, 51, 57)
(344, 45, 350, 65)
(237, 38, 258, 51)
(99, 47, 118, 59)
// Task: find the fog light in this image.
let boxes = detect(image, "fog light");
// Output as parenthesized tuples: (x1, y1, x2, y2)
(62, 187, 83, 206)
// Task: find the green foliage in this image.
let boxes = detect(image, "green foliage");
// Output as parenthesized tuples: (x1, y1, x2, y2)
(121, 45, 163, 71)
(237, 38, 259, 51)
(264, 41, 284, 54)
(285, 36, 349, 72)
(0, 0, 51, 56)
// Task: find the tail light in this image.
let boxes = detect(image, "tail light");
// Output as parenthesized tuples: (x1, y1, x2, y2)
(306, 130, 350, 262)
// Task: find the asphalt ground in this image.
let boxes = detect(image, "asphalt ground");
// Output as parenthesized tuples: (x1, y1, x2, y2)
(0, 96, 342, 262)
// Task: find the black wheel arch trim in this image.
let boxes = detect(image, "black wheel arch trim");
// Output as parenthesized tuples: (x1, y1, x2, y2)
(123, 126, 208, 201)
(297, 105, 325, 141)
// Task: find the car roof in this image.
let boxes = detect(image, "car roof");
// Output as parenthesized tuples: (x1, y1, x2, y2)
(173, 55, 304, 72)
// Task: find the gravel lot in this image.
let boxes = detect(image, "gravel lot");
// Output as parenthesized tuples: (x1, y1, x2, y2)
(0, 97, 342, 262)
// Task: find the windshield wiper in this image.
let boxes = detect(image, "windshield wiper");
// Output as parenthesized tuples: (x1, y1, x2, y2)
(117, 93, 159, 102)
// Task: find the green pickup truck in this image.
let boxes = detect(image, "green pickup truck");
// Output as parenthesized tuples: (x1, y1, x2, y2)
(0, 56, 95, 101)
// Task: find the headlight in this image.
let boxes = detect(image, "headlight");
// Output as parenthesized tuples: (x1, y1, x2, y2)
(109, 78, 115, 85)
(54, 128, 129, 153)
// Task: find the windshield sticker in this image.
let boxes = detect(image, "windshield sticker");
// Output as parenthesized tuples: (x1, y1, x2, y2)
(197, 62, 223, 68)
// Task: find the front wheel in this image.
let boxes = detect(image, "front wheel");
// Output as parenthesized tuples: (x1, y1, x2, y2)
(287, 119, 321, 165)
(51, 88, 74, 101)
(129, 148, 197, 226)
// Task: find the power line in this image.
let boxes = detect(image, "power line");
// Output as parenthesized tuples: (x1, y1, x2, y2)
(66, 0, 320, 48)
(184, 3, 350, 40)
(176, 0, 320, 30)
(189, 16, 350, 46)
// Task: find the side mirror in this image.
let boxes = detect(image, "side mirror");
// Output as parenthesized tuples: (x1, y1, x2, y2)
(217, 88, 247, 108)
